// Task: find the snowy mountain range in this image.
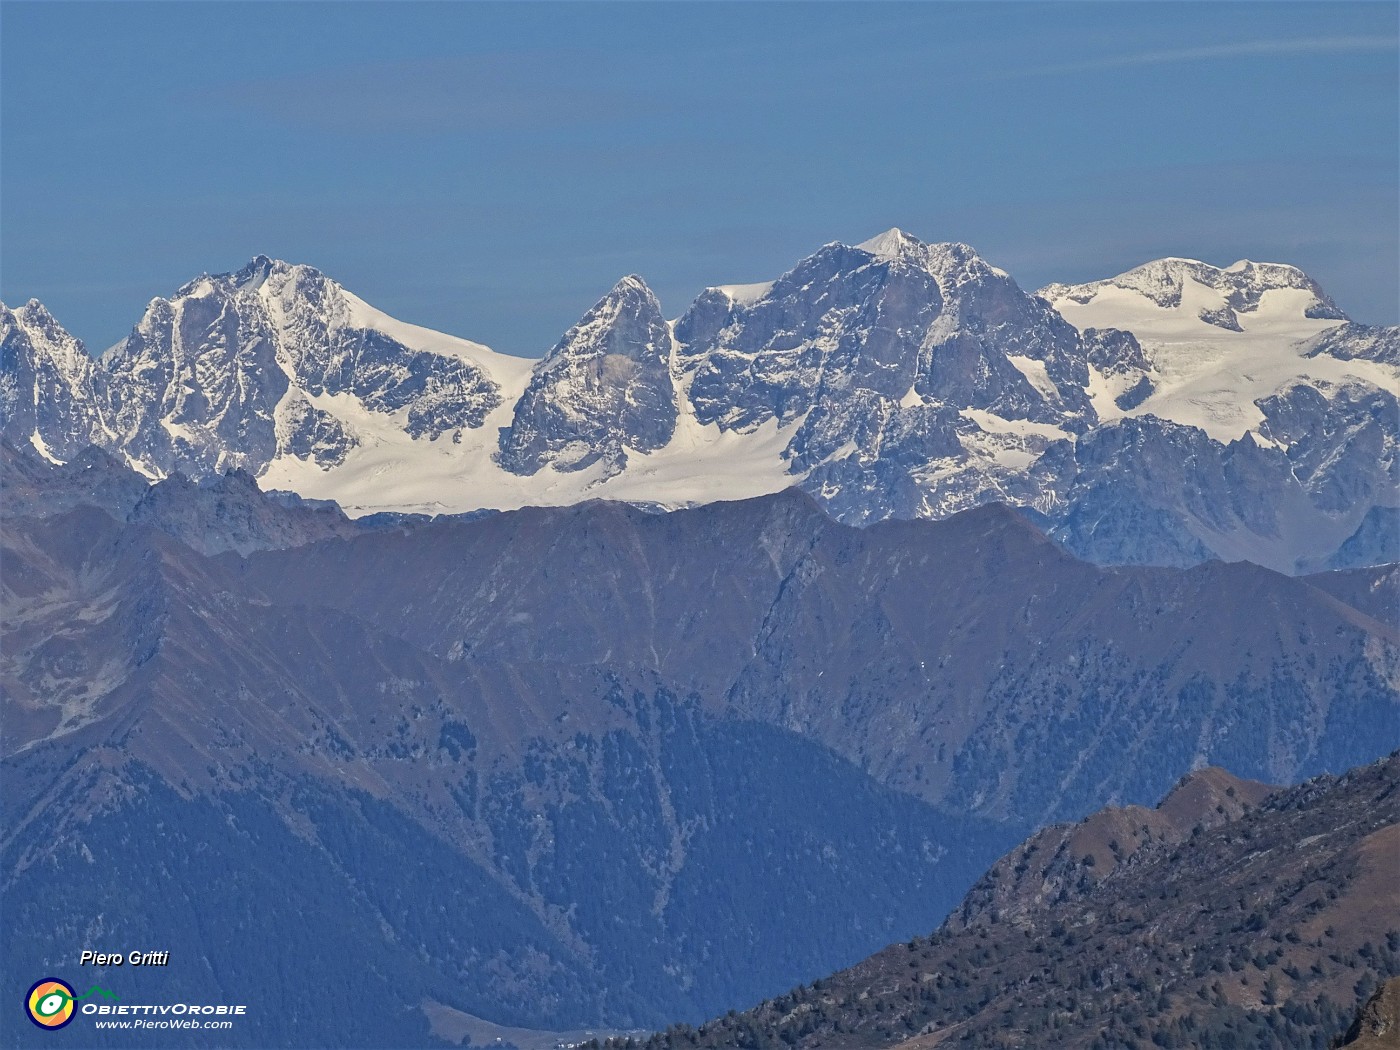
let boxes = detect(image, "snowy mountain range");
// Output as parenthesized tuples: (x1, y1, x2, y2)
(3, 229, 1396, 572)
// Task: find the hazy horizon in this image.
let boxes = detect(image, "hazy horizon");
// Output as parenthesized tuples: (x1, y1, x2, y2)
(3, 1, 1396, 357)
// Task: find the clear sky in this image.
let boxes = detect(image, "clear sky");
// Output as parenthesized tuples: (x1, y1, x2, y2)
(2, 2, 1396, 358)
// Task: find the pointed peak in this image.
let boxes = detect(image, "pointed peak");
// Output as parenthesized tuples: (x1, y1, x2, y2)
(1156, 766, 1275, 824)
(612, 273, 654, 295)
(857, 227, 921, 260)
(166, 256, 320, 301)
(593, 274, 664, 315)
(14, 301, 84, 349)
(538, 274, 670, 368)
(0, 299, 57, 330)
(851, 232, 1007, 283)
(231, 254, 297, 289)
(4, 299, 88, 361)
(18, 298, 58, 325)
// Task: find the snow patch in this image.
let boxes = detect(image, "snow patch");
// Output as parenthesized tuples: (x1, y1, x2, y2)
(960, 408, 1071, 442)
(713, 282, 774, 306)
(28, 430, 59, 464)
(857, 228, 913, 259)
(1006, 355, 1060, 401)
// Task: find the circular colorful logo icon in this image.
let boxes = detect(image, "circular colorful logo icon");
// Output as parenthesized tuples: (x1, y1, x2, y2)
(26, 979, 76, 1030)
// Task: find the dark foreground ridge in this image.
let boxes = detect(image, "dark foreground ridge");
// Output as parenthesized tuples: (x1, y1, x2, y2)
(619, 754, 1400, 1050)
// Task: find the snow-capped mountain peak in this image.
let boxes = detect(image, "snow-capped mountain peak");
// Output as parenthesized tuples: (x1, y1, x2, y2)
(86, 258, 527, 480)
(497, 273, 677, 478)
(235, 253, 280, 283)
(1, 298, 109, 463)
(547, 274, 664, 352)
(1037, 255, 1375, 438)
(8, 300, 96, 385)
(4, 232, 1395, 575)
(1034, 255, 1395, 570)
(611, 273, 653, 295)
(1039, 256, 1347, 332)
(17, 297, 65, 329)
(856, 226, 918, 259)
(854, 229, 1012, 290)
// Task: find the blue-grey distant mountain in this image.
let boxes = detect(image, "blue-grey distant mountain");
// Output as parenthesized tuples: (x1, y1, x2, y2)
(2, 445, 1396, 1045)
(0, 300, 112, 462)
(2, 230, 1395, 570)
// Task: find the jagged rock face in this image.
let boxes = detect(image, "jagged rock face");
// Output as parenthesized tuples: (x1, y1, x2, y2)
(252, 259, 503, 438)
(1081, 326, 1155, 409)
(673, 231, 1103, 527)
(0, 300, 108, 462)
(1259, 381, 1399, 514)
(676, 241, 945, 429)
(497, 276, 677, 477)
(102, 276, 289, 476)
(676, 232, 1093, 434)
(0, 438, 359, 556)
(1323, 507, 1400, 573)
(1307, 321, 1400, 366)
(900, 237, 1095, 430)
(6, 235, 1398, 573)
(1041, 258, 1399, 571)
(98, 257, 505, 478)
(125, 469, 361, 556)
(1035, 417, 1319, 568)
(279, 393, 358, 467)
(787, 396, 972, 523)
(0, 440, 149, 520)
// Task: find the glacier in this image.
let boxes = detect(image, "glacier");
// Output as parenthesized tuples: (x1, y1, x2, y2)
(2, 230, 1396, 572)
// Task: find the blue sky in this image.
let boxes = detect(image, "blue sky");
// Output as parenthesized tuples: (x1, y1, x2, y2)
(3, 2, 1396, 357)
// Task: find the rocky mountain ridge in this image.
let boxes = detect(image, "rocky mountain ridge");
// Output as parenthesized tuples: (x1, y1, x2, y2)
(1338, 977, 1400, 1048)
(624, 753, 1400, 1050)
(3, 230, 1396, 572)
(3, 447, 1397, 1045)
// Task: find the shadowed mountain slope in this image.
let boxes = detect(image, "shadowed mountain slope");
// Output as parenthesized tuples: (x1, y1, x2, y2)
(2, 453, 1397, 1045)
(235, 488, 1399, 822)
(626, 754, 1400, 1050)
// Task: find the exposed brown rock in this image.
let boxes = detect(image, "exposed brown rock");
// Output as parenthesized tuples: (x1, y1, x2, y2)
(1338, 977, 1400, 1048)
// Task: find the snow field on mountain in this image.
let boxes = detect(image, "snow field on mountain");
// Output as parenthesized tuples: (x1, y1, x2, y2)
(6, 231, 1398, 571)
(1046, 279, 1397, 442)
